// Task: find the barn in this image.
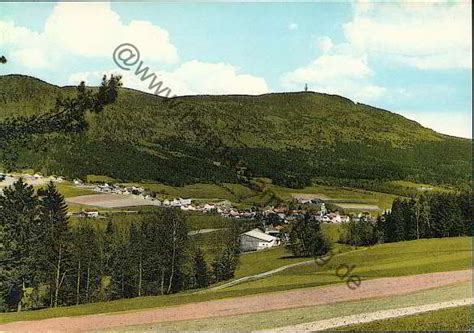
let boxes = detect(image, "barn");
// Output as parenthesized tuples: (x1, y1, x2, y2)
(240, 228, 280, 252)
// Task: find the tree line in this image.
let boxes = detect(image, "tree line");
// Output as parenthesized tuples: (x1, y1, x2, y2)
(285, 191, 472, 259)
(0, 180, 240, 312)
(340, 191, 472, 247)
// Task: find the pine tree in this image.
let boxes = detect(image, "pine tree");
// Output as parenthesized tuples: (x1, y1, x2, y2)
(0, 179, 40, 311)
(71, 222, 100, 304)
(193, 248, 209, 288)
(38, 182, 71, 307)
(129, 223, 145, 297)
(287, 213, 331, 257)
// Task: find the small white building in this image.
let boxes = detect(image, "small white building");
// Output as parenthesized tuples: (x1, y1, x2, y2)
(179, 198, 192, 206)
(240, 228, 280, 252)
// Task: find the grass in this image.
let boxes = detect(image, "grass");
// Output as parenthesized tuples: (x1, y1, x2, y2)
(388, 180, 454, 193)
(322, 223, 344, 242)
(234, 247, 310, 279)
(185, 212, 233, 230)
(235, 242, 353, 279)
(222, 237, 472, 294)
(55, 182, 96, 198)
(105, 282, 472, 332)
(266, 183, 399, 211)
(1, 237, 470, 324)
(120, 182, 238, 201)
(335, 304, 473, 331)
(86, 175, 117, 183)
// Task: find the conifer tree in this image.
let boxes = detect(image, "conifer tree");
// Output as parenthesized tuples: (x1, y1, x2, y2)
(0, 179, 39, 311)
(38, 182, 71, 307)
(193, 248, 209, 288)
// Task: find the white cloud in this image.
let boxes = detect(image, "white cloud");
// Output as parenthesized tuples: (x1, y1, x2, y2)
(281, 53, 386, 103)
(317, 36, 333, 53)
(288, 23, 298, 31)
(13, 48, 51, 68)
(399, 111, 472, 138)
(344, 1, 471, 69)
(0, 2, 178, 68)
(69, 60, 270, 96)
(281, 1, 470, 103)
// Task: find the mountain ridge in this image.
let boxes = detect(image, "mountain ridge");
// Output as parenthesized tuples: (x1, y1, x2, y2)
(0, 74, 470, 189)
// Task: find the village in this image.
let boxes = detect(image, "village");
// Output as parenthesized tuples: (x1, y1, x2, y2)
(72, 179, 376, 253)
(1, 173, 375, 253)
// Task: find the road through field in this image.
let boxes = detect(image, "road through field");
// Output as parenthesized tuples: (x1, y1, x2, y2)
(260, 298, 472, 332)
(0, 269, 471, 333)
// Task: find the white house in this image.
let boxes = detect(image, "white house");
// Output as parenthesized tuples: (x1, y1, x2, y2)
(179, 198, 192, 206)
(240, 228, 280, 252)
(170, 199, 181, 207)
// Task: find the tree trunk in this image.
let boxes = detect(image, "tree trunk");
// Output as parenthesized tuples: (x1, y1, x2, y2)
(17, 280, 25, 312)
(138, 258, 142, 297)
(167, 222, 177, 295)
(121, 273, 125, 298)
(86, 263, 90, 303)
(54, 245, 62, 308)
(160, 268, 165, 295)
(76, 260, 81, 305)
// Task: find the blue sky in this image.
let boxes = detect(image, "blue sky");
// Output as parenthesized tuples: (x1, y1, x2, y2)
(0, 1, 471, 138)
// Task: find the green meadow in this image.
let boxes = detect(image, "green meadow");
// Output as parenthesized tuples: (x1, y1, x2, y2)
(0, 237, 470, 324)
(108, 282, 471, 332)
(336, 304, 473, 331)
(224, 237, 472, 294)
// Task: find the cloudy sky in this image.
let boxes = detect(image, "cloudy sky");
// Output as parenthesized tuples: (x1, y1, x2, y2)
(0, 1, 471, 138)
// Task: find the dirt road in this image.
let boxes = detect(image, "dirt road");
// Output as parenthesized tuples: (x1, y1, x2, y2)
(260, 298, 472, 332)
(0, 269, 471, 333)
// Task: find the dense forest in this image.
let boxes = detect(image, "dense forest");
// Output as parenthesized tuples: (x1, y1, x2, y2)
(340, 192, 473, 247)
(0, 75, 471, 191)
(0, 180, 241, 312)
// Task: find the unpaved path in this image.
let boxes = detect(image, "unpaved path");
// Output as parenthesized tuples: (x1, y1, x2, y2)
(207, 247, 369, 291)
(0, 270, 471, 333)
(260, 298, 472, 332)
(206, 259, 314, 291)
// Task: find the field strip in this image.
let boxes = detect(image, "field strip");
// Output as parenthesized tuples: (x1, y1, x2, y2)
(259, 298, 473, 332)
(205, 247, 369, 291)
(0, 270, 470, 332)
(205, 260, 314, 291)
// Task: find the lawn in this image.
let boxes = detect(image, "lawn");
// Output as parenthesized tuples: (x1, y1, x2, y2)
(336, 304, 473, 331)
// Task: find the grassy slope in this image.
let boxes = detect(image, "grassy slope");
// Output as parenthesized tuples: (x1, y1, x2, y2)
(109, 282, 472, 331)
(223, 237, 472, 294)
(0, 237, 470, 324)
(0, 75, 470, 189)
(335, 305, 473, 331)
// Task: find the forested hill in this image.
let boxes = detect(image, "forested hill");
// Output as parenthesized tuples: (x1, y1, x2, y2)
(0, 74, 471, 189)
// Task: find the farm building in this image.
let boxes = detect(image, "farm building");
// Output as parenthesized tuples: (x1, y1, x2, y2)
(240, 228, 280, 252)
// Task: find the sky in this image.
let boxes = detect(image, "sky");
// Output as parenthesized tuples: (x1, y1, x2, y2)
(0, 1, 471, 138)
